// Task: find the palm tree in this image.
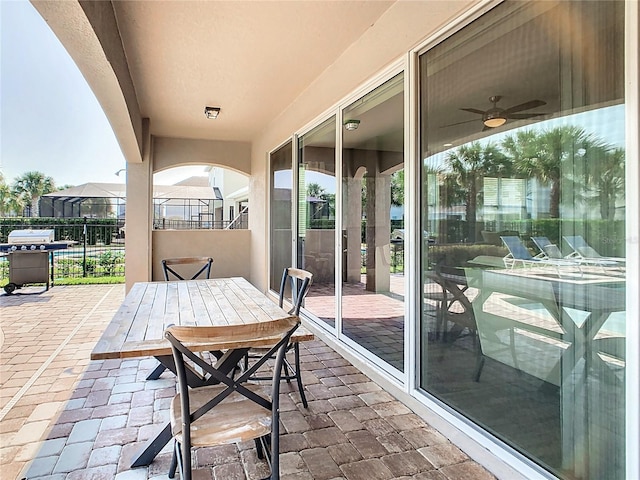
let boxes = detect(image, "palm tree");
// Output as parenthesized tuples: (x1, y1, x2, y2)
(0, 174, 11, 216)
(306, 183, 325, 198)
(390, 170, 404, 207)
(445, 141, 510, 242)
(10, 171, 55, 217)
(585, 146, 625, 220)
(502, 126, 594, 218)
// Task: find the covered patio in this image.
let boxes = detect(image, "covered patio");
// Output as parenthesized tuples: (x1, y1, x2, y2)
(0, 285, 498, 480)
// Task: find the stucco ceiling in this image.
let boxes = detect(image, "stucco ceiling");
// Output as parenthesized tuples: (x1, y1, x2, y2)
(111, 1, 395, 143)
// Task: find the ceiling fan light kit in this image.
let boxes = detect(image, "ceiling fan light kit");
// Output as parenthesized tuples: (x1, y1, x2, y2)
(442, 95, 548, 131)
(483, 111, 507, 128)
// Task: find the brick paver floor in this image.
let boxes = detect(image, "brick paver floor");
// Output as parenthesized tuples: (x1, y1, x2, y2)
(1, 284, 497, 480)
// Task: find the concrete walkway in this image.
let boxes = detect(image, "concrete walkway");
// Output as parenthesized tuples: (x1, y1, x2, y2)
(1, 284, 496, 480)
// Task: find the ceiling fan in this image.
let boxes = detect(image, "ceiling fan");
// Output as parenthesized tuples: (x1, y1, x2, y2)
(443, 95, 547, 130)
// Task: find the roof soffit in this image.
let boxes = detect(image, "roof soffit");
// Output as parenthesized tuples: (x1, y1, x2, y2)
(111, 1, 394, 142)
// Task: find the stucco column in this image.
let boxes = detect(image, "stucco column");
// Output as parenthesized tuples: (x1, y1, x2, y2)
(345, 178, 363, 283)
(125, 120, 153, 292)
(365, 174, 391, 292)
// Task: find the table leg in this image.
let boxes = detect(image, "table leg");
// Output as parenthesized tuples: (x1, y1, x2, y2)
(130, 423, 172, 467)
(145, 363, 166, 380)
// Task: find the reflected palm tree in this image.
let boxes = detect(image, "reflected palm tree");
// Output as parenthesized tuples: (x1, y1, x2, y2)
(502, 126, 596, 219)
(445, 141, 510, 242)
(587, 146, 625, 220)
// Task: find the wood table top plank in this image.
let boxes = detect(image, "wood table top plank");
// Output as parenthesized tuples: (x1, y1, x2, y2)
(189, 281, 214, 326)
(206, 279, 245, 325)
(127, 282, 159, 342)
(226, 278, 278, 323)
(91, 277, 313, 360)
(91, 282, 148, 357)
(143, 283, 168, 341)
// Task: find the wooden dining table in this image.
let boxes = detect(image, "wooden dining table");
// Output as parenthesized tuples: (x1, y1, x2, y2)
(91, 276, 314, 467)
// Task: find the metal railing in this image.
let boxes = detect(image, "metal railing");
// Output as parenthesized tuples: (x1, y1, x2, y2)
(154, 214, 248, 230)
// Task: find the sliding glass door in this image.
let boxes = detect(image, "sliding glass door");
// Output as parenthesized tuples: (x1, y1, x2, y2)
(297, 117, 337, 327)
(341, 73, 405, 372)
(419, 2, 625, 478)
(270, 141, 293, 293)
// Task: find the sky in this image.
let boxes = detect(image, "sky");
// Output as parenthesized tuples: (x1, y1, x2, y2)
(0, 1, 207, 187)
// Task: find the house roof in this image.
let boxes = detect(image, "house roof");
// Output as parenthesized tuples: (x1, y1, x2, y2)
(43, 183, 126, 199)
(44, 182, 222, 201)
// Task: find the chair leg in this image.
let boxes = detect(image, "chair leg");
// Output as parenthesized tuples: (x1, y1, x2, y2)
(255, 437, 265, 459)
(473, 354, 485, 382)
(293, 343, 308, 408)
(168, 442, 178, 478)
(282, 359, 292, 383)
(509, 327, 520, 371)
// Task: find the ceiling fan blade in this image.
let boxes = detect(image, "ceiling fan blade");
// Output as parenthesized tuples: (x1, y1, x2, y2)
(509, 112, 547, 119)
(460, 108, 485, 115)
(439, 118, 479, 128)
(504, 99, 546, 114)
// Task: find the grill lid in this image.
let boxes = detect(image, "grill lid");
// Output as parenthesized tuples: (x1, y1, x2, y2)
(8, 229, 55, 244)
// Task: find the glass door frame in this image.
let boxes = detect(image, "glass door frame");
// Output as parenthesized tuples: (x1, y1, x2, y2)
(408, 1, 640, 479)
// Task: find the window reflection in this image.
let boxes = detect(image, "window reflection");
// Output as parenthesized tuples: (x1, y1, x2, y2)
(341, 73, 405, 372)
(270, 142, 293, 292)
(297, 117, 337, 327)
(420, 2, 625, 479)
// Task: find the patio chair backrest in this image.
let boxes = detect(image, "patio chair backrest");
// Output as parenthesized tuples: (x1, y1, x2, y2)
(563, 236, 602, 259)
(279, 267, 313, 315)
(501, 236, 534, 261)
(162, 256, 213, 281)
(531, 237, 563, 259)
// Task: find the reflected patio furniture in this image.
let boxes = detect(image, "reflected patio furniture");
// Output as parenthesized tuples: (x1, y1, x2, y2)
(563, 235, 625, 268)
(465, 267, 566, 384)
(428, 265, 490, 380)
(428, 265, 477, 345)
(465, 265, 626, 472)
(535, 236, 621, 273)
(501, 236, 577, 272)
(424, 275, 452, 342)
(165, 317, 300, 480)
(531, 236, 561, 259)
(246, 267, 313, 408)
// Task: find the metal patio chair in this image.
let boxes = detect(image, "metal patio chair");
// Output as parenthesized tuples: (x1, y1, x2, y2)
(162, 256, 214, 281)
(246, 267, 313, 408)
(165, 317, 300, 480)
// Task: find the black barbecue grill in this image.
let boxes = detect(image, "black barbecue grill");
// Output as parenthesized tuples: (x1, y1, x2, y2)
(1, 229, 69, 294)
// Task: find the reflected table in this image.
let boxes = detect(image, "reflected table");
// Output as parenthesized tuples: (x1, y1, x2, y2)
(471, 266, 625, 477)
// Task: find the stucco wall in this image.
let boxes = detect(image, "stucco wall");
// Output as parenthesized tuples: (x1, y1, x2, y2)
(153, 136, 251, 175)
(151, 230, 251, 281)
(249, 1, 475, 292)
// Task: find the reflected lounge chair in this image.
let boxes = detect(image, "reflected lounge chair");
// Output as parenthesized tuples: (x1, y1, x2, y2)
(531, 236, 565, 260)
(501, 236, 576, 271)
(563, 235, 625, 267)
